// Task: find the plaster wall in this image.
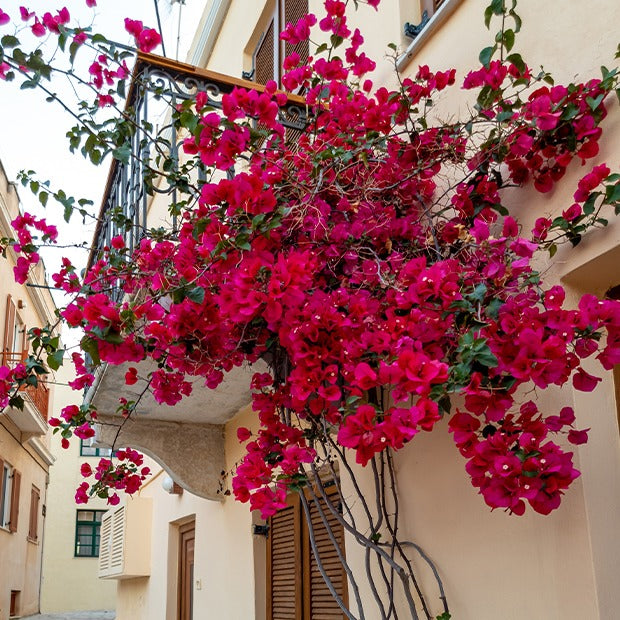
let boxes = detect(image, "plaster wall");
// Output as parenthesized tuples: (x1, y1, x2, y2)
(0, 420, 49, 620)
(40, 363, 117, 613)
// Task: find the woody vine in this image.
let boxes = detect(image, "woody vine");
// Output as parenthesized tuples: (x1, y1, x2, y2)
(1, 0, 620, 618)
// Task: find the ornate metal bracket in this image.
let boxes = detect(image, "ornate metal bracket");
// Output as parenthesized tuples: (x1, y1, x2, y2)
(404, 10, 430, 39)
(241, 68, 255, 80)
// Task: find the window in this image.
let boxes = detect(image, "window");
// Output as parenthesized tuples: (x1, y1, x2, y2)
(28, 485, 40, 541)
(267, 487, 347, 619)
(405, 0, 447, 39)
(75, 510, 106, 557)
(80, 439, 113, 457)
(2, 294, 27, 367)
(250, 0, 309, 87)
(0, 459, 21, 533)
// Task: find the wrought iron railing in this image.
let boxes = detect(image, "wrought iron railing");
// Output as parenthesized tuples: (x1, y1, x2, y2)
(89, 53, 308, 288)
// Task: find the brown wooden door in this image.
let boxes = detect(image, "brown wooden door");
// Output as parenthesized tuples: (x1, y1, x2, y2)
(178, 521, 195, 620)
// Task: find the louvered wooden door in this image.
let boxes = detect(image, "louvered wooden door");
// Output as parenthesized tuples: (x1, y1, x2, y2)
(304, 496, 347, 619)
(268, 490, 347, 620)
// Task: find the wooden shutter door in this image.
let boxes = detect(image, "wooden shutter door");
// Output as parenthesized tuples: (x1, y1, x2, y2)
(255, 19, 276, 85)
(9, 469, 21, 533)
(268, 496, 302, 619)
(304, 494, 347, 619)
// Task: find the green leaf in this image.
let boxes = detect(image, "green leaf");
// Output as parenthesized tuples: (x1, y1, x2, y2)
(186, 286, 205, 304)
(9, 395, 25, 411)
(605, 182, 620, 204)
(509, 8, 522, 32)
(502, 29, 515, 52)
(1, 35, 19, 48)
(484, 6, 494, 29)
(112, 144, 131, 165)
(479, 46, 495, 68)
(495, 109, 513, 122)
(490, 0, 504, 15)
(81, 336, 101, 368)
(586, 94, 604, 111)
(46, 349, 65, 371)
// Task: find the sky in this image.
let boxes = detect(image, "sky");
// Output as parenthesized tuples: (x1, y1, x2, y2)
(0, 0, 205, 277)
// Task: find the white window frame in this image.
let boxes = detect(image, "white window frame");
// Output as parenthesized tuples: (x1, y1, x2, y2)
(1, 462, 13, 529)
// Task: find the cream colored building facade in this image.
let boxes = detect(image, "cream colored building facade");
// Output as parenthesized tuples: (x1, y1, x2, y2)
(39, 361, 117, 614)
(89, 2, 620, 619)
(0, 160, 56, 620)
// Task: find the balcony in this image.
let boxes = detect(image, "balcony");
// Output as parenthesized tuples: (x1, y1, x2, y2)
(86, 54, 297, 498)
(89, 52, 308, 284)
(1, 353, 49, 438)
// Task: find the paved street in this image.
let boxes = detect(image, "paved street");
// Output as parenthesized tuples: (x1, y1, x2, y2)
(25, 612, 114, 620)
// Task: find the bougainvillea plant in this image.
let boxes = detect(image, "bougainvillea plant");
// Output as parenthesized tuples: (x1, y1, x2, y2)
(1, 0, 619, 617)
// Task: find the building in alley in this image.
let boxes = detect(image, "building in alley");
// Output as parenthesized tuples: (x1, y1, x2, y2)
(0, 160, 56, 620)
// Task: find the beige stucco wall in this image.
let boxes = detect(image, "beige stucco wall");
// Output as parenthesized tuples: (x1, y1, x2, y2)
(0, 420, 50, 619)
(40, 362, 117, 613)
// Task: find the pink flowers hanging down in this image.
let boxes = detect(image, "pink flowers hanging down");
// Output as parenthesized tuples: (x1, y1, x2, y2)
(2, 0, 620, 516)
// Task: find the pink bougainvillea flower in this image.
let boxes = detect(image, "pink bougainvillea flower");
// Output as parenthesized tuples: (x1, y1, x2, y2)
(31, 18, 46, 36)
(124, 367, 139, 385)
(572, 368, 602, 392)
(137, 28, 162, 53)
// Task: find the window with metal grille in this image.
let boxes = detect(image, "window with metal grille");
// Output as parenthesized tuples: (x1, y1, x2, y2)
(252, 0, 309, 87)
(75, 509, 107, 557)
(267, 487, 347, 619)
(405, 0, 448, 39)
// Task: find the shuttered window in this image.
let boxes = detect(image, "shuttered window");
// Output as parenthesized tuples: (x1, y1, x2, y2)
(9, 469, 20, 533)
(28, 485, 40, 541)
(252, 0, 309, 88)
(255, 18, 276, 86)
(2, 294, 27, 367)
(267, 488, 347, 620)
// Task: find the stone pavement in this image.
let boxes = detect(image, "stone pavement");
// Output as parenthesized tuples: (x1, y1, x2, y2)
(24, 612, 114, 620)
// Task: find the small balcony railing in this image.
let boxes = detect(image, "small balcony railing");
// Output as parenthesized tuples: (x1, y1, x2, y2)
(1, 352, 50, 421)
(89, 52, 308, 285)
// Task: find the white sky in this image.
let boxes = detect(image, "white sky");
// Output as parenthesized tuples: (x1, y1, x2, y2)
(0, 0, 205, 275)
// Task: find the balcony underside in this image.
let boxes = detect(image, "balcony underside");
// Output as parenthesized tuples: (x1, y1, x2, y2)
(1, 397, 48, 439)
(88, 359, 256, 424)
(87, 360, 262, 500)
